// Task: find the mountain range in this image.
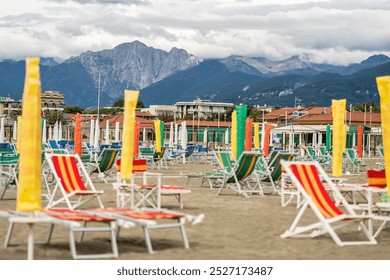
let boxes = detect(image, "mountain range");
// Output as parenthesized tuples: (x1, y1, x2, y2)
(1, 40, 390, 108)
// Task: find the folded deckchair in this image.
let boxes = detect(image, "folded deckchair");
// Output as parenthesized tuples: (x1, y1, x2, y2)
(280, 160, 377, 246)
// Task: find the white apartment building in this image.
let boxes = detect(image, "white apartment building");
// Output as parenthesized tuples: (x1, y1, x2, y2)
(175, 98, 234, 120)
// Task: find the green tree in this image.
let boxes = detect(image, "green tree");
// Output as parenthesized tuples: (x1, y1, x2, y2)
(112, 99, 145, 108)
(247, 106, 263, 122)
(64, 106, 84, 114)
(352, 101, 379, 113)
(44, 110, 65, 125)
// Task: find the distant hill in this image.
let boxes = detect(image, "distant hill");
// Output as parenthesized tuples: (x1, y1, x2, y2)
(0, 40, 389, 108)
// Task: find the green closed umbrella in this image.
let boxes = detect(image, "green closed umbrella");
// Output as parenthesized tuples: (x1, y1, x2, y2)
(326, 124, 331, 151)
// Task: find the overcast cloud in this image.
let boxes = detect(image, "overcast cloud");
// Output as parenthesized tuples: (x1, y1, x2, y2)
(1, 0, 390, 65)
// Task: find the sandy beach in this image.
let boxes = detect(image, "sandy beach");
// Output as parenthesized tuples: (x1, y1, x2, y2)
(0, 156, 389, 260)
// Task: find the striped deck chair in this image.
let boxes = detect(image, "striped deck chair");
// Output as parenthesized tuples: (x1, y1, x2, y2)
(4, 209, 118, 259)
(88, 148, 120, 182)
(217, 152, 262, 196)
(345, 148, 367, 173)
(280, 160, 377, 246)
(45, 153, 104, 210)
(264, 151, 295, 188)
(253, 154, 277, 194)
(200, 150, 235, 189)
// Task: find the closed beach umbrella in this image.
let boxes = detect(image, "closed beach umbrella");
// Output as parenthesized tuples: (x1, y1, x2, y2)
(174, 123, 178, 145)
(225, 128, 229, 144)
(41, 118, 46, 144)
(376, 76, 390, 195)
(181, 121, 187, 150)
(0, 118, 4, 143)
(154, 120, 162, 153)
(58, 122, 62, 140)
(134, 121, 140, 158)
(121, 90, 139, 181)
(74, 113, 82, 155)
(332, 99, 346, 177)
(17, 57, 42, 215)
(143, 127, 146, 142)
(94, 118, 100, 148)
(115, 121, 120, 142)
(53, 121, 58, 141)
(12, 120, 17, 142)
(89, 119, 95, 146)
(203, 128, 208, 143)
(169, 122, 174, 147)
(264, 123, 271, 157)
(245, 118, 252, 151)
(357, 125, 363, 158)
(105, 120, 110, 145)
(254, 123, 259, 148)
(326, 124, 331, 151)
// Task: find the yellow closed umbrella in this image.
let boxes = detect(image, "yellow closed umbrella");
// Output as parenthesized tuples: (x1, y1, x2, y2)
(332, 99, 346, 177)
(16, 57, 42, 211)
(120, 90, 139, 181)
(376, 76, 390, 196)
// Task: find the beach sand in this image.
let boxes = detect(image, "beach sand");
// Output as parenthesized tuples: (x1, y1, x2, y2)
(0, 157, 389, 260)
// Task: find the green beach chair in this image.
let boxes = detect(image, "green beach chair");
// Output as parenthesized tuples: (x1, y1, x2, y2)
(200, 150, 235, 188)
(217, 151, 262, 197)
(0, 154, 19, 200)
(345, 148, 367, 173)
(88, 148, 120, 182)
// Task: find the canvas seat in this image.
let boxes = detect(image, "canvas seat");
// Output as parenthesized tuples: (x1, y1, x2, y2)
(280, 160, 377, 246)
(217, 151, 262, 197)
(0, 154, 19, 200)
(88, 148, 120, 182)
(345, 148, 367, 173)
(44, 153, 104, 210)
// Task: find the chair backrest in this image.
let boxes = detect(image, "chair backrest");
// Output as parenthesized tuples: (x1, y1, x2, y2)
(345, 148, 359, 165)
(184, 145, 196, 158)
(307, 146, 316, 158)
(227, 152, 260, 183)
(49, 140, 60, 149)
(115, 158, 147, 173)
(263, 152, 295, 182)
(153, 147, 166, 161)
(140, 147, 154, 157)
(214, 150, 234, 172)
(286, 162, 344, 218)
(377, 146, 384, 158)
(97, 148, 120, 172)
(367, 169, 386, 188)
(51, 154, 88, 193)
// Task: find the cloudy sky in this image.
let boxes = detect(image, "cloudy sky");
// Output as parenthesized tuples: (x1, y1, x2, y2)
(1, 0, 390, 65)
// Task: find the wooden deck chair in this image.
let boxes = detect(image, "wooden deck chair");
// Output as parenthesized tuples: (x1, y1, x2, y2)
(345, 148, 367, 173)
(88, 148, 120, 183)
(280, 160, 377, 246)
(44, 153, 104, 210)
(4, 209, 118, 259)
(0, 154, 19, 200)
(92, 207, 204, 254)
(217, 152, 262, 197)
